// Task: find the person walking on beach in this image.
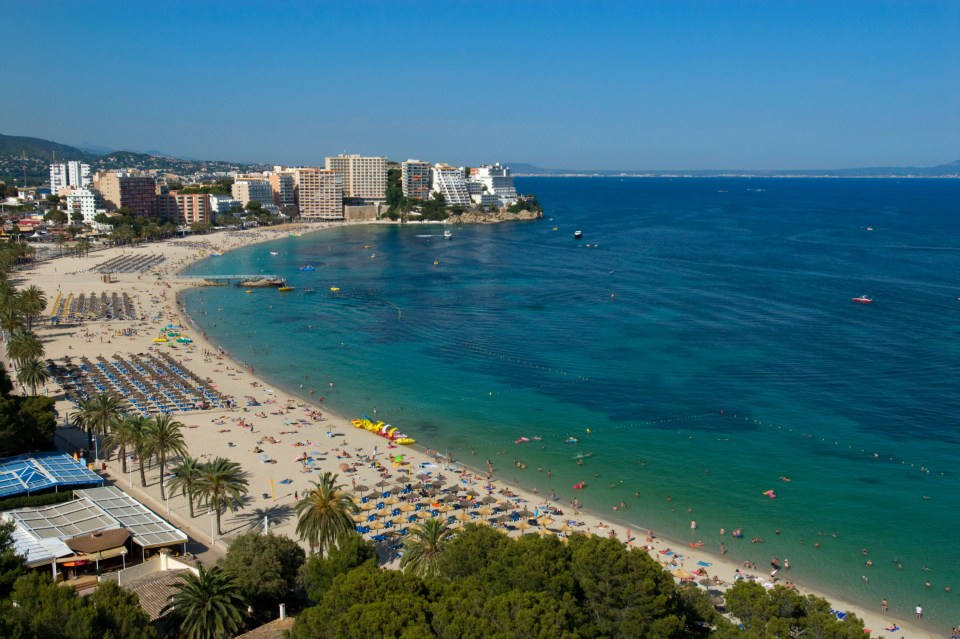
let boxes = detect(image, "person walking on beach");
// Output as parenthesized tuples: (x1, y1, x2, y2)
(881, 598, 888, 614)
(914, 603, 922, 619)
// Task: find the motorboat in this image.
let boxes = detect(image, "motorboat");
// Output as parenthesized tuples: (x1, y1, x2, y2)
(270, 251, 278, 256)
(330, 286, 340, 292)
(574, 230, 583, 239)
(300, 265, 316, 271)
(852, 295, 873, 304)
(444, 230, 452, 239)
(278, 286, 294, 292)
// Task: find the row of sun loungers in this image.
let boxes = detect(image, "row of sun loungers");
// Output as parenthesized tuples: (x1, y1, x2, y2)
(48, 352, 227, 417)
(89, 253, 166, 274)
(48, 291, 138, 322)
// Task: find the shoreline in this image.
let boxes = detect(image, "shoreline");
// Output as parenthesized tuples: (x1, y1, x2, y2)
(19, 224, 935, 637)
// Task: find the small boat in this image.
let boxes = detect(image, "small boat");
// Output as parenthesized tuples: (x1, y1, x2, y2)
(245, 290, 253, 294)
(270, 251, 279, 256)
(330, 286, 340, 292)
(433, 260, 439, 266)
(574, 230, 583, 239)
(278, 286, 294, 292)
(444, 230, 452, 239)
(300, 265, 316, 271)
(211, 251, 222, 257)
(852, 295, 873, 304)
(514, 437, 530, 444)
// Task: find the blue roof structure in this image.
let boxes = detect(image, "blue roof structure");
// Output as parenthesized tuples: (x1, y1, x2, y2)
(0, 452, 104, 499)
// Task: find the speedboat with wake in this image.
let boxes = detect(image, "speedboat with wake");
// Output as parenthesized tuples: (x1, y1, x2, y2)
(852, 295, 873, 304)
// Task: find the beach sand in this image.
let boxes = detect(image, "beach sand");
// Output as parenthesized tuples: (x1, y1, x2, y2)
(14, 225, 934, 638)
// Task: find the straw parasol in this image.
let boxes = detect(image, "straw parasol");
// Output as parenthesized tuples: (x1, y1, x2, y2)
(672, 569, 694, 580)
(481, 494, 498, 505)
(354, 484, 369, 495)
(375, 479, 390, 490)
(477, 506, 494, 516)
(455, 512, 473, 522)
(352, 514, 367, 523)
(368, 521, 385, 531)
(560, 524, 574, 535)
(416, 510, 434, 519)
(540, 516, 555, 527)
(399, 503, 417, 513)
(361, 502, 378, 511)
(437, 504, 455, 513)
(537, 527, 555, 537)
(384, 496, 399, 505)
(517, 521, 532, 534)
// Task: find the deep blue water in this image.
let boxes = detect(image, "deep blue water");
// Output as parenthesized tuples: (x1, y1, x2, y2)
(182, 178, 960, 626)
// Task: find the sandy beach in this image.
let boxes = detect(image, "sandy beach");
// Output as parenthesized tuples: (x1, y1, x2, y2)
(14, 225, 933, 638)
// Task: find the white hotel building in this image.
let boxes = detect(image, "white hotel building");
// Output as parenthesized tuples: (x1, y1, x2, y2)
(50, 161, 92, 195)
(431, 164, 471, 207)
(294, 168, 343, 221)
(468, 163, 518, 207)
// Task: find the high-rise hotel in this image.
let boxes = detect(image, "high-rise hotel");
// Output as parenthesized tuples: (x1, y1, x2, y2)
(294, 168, 343, 221)
(325, 154, 387, 203)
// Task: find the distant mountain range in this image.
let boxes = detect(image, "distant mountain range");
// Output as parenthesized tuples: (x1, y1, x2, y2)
(0, 133, 268, 185)
(1, 132, 956, 186)
(508, 161, 960, 178)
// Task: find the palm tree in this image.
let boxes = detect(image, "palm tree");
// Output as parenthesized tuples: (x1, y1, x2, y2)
(72, 393, 125, 456)
(196, 457, 249, 536)
(167, 456, 203, 518)
(294, 471, 358, 556)
(146, 414, 188, 500)
(16, 285, 47, 331)
(160, 565, 246, 639)
(399, 517, 455, 578)
(16, 358, 50, 396)
(104, 414, 139, 474)
(6, 329, 43, 365)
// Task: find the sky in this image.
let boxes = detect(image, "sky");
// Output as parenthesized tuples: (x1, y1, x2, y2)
(4, 0, 958, 170)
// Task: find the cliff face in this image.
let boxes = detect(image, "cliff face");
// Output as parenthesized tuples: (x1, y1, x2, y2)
(446, 209, 543, 224)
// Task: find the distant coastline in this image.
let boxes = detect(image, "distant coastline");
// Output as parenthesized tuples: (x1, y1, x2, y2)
(509, 159, 960, 179)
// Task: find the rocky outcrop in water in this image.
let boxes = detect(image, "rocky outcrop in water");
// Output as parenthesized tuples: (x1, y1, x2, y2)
(238, 277, 285, 288)
(446, 209, 543, 224)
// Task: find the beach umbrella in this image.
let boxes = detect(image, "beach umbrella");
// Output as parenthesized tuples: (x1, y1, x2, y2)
(477, 506, 494, 516)
(455, 512, 473, 522)
(474, 518, 491, 526)
(384, 496, 399, 505)
(672, 569, 694, 580)
(560, 524, 574, 534)
(361, 502, 378, 511)
(518, 507, 534, 519)
(465, 489, 480, 498)
(368, 521, 385, 531)
(540, 516, 555, 527)
(437, 504, 455, 513)
(416, 511, 433, 519)
(352, 514, 366, 523)
(399, 503, 417, 513)
(537, 527, 555, 537)
(517, 521, 532, 534)
(375, 479, 390, 489)
(481, 495, 498, 505)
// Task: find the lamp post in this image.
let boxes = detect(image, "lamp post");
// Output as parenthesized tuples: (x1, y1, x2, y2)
(210, 511, 216, 544)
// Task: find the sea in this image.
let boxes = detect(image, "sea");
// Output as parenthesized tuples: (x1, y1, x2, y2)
(181, 177, 960, 627)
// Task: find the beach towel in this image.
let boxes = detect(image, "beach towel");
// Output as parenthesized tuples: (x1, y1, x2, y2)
(697, 561, 712, 567)
(884, 625, 899, 632)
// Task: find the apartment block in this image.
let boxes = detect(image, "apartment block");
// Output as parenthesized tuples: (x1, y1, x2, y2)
(325, 154, 387, 202)
(268, 168, 297, 210)
(50, 161, 92, 195)
(93, 171, 158, 217)
(294, 168, 343, 221)
(63, 188, 97, 224)
(231, 176, 275, 207)
(467, 163, 517, 207)
(401, 160, 432, 200)
(431, 164, 471, 206)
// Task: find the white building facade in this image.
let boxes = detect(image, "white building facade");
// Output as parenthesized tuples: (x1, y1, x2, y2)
(431, 164, 471, 207)
(467, 163, 517, 207)
(50, 161, 92, 195)
(63, 188, 97, 224)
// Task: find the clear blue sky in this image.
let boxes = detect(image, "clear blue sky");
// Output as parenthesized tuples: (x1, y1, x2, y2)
(5, 0, 958, 170)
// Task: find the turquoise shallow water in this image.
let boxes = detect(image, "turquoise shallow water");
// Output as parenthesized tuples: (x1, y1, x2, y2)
(182, 178, 960, 626)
